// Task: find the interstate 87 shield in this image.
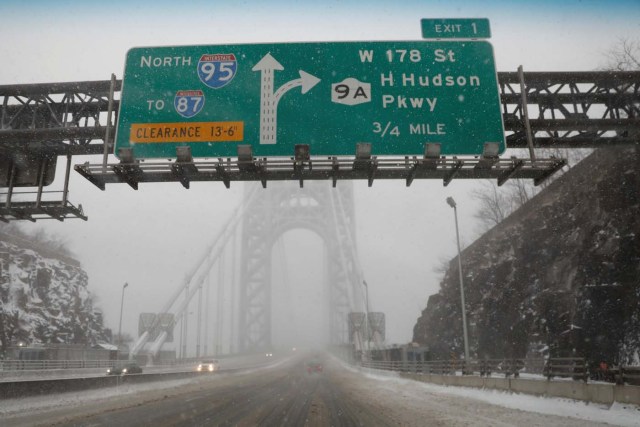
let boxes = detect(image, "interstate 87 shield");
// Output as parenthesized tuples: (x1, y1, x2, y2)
(115, 41, 504, 159)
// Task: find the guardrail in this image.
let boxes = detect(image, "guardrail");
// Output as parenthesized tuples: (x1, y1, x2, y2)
(0, 357, 215, 372)
(361, 358, 640, 406)
(363, 359, 537, 378)
(0, 370, 205, 400)
(0, 355, 275, 399)
(611, 366, 640, 385)
(1, 359, 115, 370)
(543, 357, 588, 382)
(362, 358, 639, 385)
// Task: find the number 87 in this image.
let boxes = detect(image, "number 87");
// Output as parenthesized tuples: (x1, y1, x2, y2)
(176, 96, 201, 113)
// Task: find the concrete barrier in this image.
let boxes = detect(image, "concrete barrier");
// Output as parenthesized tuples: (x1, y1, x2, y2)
(0, 371, 202, 400)
(0, 354, 273, 400)
(399, 372, 640, 406)
(0, 376, 117, 399)
(587, 383, 615, 405)
(401, 373, 510, 391)
(483, 377, 510, 391)
(448, 375, 485, 388)
(614, 384, 640, 405)
(0, 367, 107, 381)
(510, 377, 549, 396)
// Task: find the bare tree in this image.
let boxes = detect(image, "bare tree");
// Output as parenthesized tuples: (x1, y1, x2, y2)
(472, 180, 513, 230)
(602, 38, 640, 71)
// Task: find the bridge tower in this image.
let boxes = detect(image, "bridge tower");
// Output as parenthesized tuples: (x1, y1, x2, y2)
(237, 181, 362, 351)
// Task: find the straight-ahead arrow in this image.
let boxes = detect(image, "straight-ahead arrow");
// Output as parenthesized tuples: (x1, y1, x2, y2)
(252, 53, 320, 145)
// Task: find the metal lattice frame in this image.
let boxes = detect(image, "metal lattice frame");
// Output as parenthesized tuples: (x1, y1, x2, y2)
(500, 71, 639, 148)
(0, 80, 119, 155)
(1, 72, 635, 155)
(1, 71, 638, 221)
(0, 80, 119, 221)
(237, 181, 361, 351)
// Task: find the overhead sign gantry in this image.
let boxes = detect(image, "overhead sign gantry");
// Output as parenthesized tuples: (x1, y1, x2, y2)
(115, 41, 504, 159)
(9, 17, 639, 221)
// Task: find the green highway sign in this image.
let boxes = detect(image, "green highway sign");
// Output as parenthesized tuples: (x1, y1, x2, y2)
(421, 18, 491, 39)
(115, 41, 504, 159)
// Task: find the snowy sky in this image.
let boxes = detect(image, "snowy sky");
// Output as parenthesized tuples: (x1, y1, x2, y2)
(1, 0, 639, 350)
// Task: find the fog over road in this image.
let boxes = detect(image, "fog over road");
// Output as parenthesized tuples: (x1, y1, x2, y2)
(2, 354, 622, 426)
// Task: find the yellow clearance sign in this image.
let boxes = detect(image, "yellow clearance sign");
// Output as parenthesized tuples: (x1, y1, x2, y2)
(130, 122, 244, 143)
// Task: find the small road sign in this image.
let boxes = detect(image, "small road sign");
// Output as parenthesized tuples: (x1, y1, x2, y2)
(116, 41, 504, 159)
(421, 18, 491, 39)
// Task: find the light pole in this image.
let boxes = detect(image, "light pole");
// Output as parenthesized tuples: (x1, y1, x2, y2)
(117, 282, 129, 358)
(362, 280, 370, 354)
(446, 197, 470, 363)
(182, 284, 189, 359)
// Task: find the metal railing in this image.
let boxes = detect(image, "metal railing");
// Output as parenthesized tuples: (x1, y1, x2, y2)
(619, 366, 640, 385)
(0, 353, 243, 372)
(362, 358, 640, 385)
(543, 357, 588, 382)
(363, 358, 539, 377)
(0, 359, 115, 371)
(609, 366, 640, 385)
(0, 357, 207, 371)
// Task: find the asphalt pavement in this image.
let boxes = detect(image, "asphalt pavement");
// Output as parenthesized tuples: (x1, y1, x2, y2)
(4, 354, 617, 427)
(4, 354, 395, 426)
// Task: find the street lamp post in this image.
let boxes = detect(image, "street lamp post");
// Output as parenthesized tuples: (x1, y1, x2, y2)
(446, 197, 470, 364)
(118, 282, 129, 359)
(182, 284, 189, 360)
(362, 280, 371, 355)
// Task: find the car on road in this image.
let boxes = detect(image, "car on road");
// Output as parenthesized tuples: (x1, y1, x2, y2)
(106, 362, 143, 376)
(196, 359, 220, 373)
(306, 360, 323, 374)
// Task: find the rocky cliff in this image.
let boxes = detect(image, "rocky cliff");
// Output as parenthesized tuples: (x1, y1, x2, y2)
(0, 231, 108, 353)
(413, 146, 640, 366)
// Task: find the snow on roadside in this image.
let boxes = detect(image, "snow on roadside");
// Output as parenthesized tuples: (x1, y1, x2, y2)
(0, 356, 292, 417)
(339, 359, 639, 427)
(0, 377, 195, 416)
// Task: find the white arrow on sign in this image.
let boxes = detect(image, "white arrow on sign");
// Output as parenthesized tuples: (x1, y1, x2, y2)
(252, 53, 320, 145)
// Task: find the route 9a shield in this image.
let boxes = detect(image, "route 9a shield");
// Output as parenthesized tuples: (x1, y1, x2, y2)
(197, 53, 237, 89)
(174, 90, 205, 118)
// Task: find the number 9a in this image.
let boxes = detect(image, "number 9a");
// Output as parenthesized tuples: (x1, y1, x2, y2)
(333, 84, 350, 99)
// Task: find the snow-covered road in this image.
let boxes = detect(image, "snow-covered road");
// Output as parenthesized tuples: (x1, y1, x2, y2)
(1, 354, 637, 426)
(341, 361, 639, 426)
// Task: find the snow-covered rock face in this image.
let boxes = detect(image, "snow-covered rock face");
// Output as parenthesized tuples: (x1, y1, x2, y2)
(0, 236, 108, 352)
(413, 147, 640, 366)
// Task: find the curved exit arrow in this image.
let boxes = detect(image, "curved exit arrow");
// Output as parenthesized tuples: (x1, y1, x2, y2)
(274, 70, 321, 101)
(253, 53, 321, 145)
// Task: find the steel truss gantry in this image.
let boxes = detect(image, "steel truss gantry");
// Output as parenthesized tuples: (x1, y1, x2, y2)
(0, 79, 119, 222)
(238, 181, 363, 351)
(499, 71, 639, 149)
(1, 70, 638, 221)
